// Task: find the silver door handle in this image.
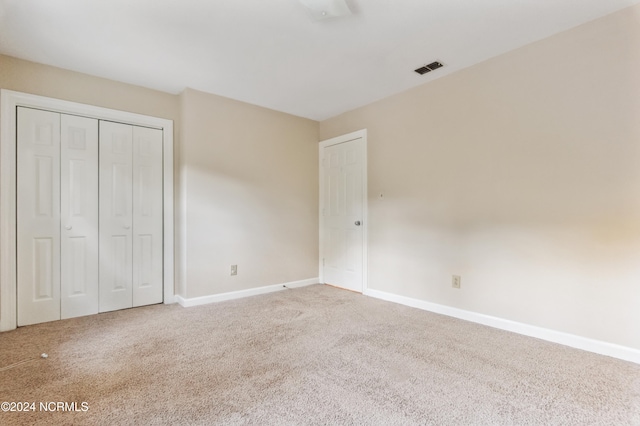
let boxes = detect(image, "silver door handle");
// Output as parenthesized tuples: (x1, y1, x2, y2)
(65, 225, 72, 230)
(355, 221, 361, 226)
(124, 225, 131, 229)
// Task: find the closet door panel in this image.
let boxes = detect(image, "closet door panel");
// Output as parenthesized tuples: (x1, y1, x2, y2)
(17, 107, 61, 326)
(132, 126, 163, 307)
(61, 114, 99, 319)
(99, 121, 133, 312)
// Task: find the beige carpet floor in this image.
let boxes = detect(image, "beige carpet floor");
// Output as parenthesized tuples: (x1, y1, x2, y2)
(1, 284, 639, 425)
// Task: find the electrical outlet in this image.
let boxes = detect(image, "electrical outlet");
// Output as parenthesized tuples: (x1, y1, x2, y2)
(452, 275, 461, 289)
(230, 264, 238, 276)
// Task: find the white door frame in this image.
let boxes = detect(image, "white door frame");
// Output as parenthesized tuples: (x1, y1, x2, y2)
(318, 129, 368, 292)
(0, 89, 175, 331)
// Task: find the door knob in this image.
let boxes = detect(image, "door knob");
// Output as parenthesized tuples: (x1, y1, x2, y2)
(355, 221, 361, 226)
(65, 225, 72, 230)
(124, 225, 131, 229)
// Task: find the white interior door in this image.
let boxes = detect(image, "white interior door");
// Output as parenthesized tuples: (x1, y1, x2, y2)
(17, 107, 61, 326)
(99, 121, 134, 312)
(16, 109, 163, 323)
(4, 91, 174, 332)
(132, 126, 163, 307)
(60, 114, 99, 319)
(99, 121, 163, 312)
(322, 137, 364, 292)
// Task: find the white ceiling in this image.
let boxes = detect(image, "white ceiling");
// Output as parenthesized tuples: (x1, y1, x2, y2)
(1, 0, 638, 121)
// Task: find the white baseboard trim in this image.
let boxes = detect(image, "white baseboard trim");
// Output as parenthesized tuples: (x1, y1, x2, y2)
(175, 278, 319, 308)
(364, 288, 640, 365)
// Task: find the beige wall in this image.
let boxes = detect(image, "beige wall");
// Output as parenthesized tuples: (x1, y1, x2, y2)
(320, 5, 640, 350)
(179, 88, 318, 299)
(0, 54, 179, 120)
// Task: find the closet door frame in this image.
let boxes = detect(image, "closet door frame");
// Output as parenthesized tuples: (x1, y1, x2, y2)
(0, 89, 175, 331)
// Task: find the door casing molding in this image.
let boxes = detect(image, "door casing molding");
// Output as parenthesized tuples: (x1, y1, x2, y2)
(318, 129, 368, 293)
(0, 89, 175, 331)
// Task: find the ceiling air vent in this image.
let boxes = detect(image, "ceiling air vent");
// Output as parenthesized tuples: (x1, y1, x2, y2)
(414, 61, 444, 75)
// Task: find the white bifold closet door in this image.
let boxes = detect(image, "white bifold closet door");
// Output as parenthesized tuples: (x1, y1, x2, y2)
(17, 108, 163, 326)
(99, 121, 163, 313)
(60, 114, 100, 319)
(17, 108, 99, 326)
